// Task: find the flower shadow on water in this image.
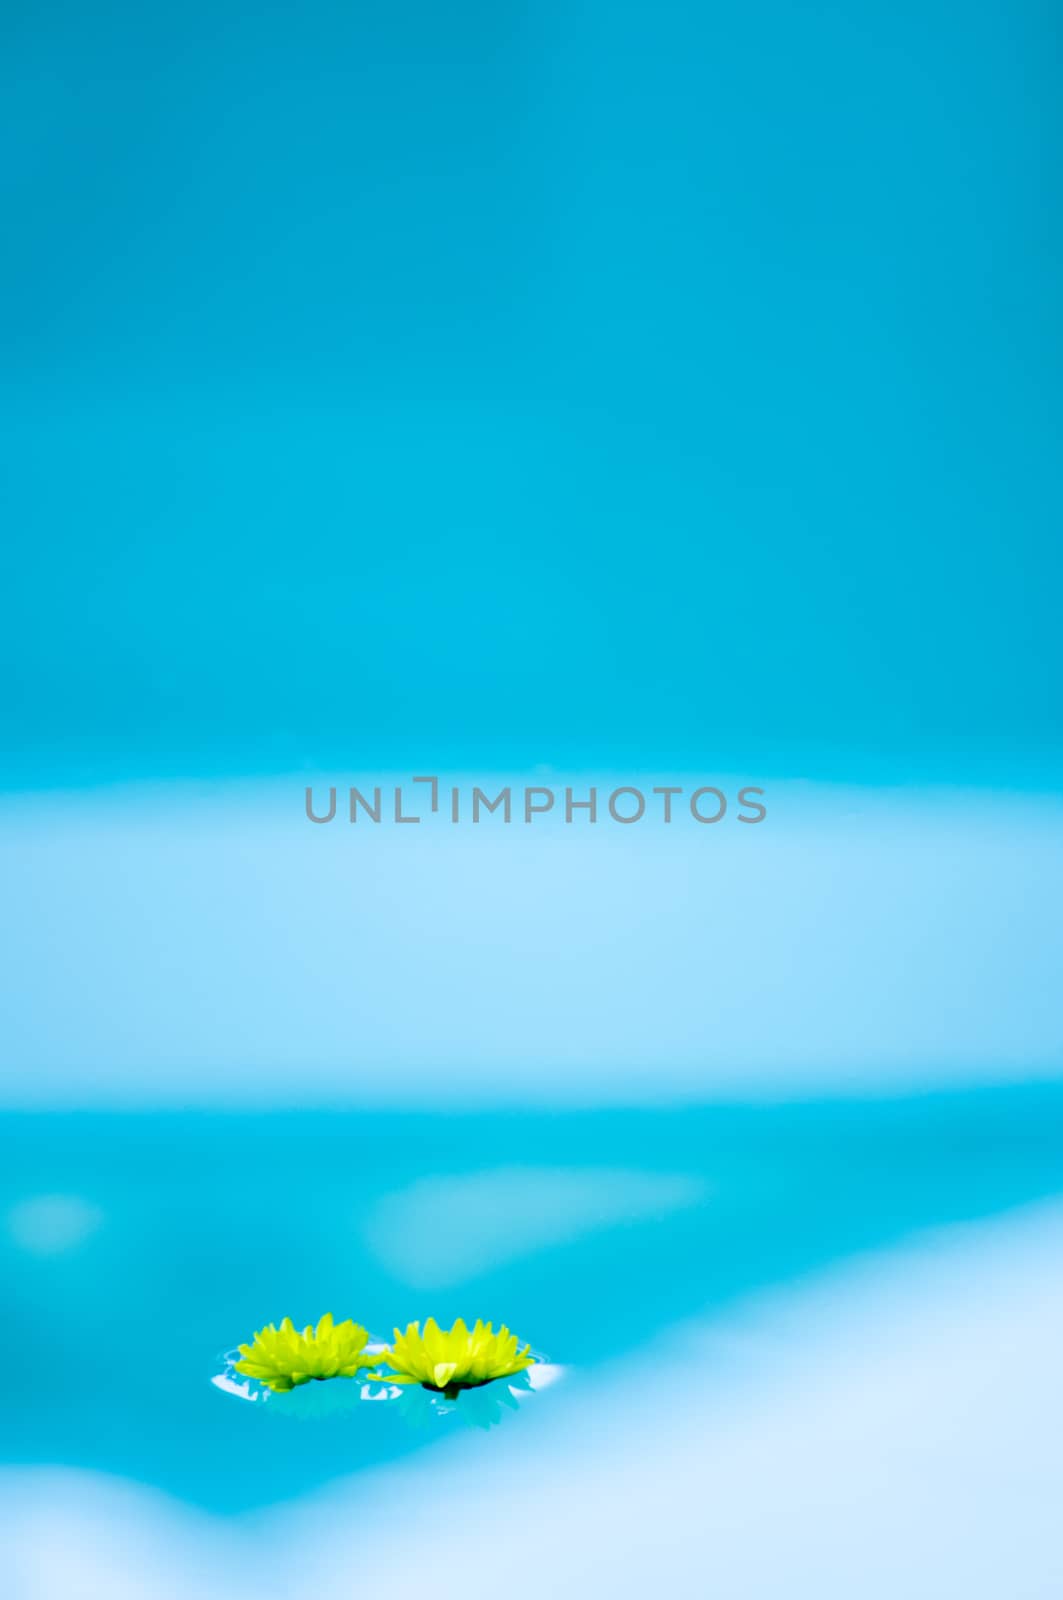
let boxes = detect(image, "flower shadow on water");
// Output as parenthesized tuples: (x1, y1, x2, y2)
(388, 1368, 535, 1431)
(211, 1352, 546, 1432)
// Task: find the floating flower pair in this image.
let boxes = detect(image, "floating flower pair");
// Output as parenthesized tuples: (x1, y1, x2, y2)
(233, 1313, 535, 1398)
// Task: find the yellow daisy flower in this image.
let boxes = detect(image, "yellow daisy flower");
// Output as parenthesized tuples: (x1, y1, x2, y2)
(233, 1314, 378, 1392)
(379, 1317, 536, 1397)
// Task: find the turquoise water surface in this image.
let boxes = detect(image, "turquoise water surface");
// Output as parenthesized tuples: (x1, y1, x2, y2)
(2, 0, 1061, 1592)
(4, 1086, 1063, 1511)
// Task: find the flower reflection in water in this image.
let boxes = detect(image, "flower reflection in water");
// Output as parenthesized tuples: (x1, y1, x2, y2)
(211, 1348, 558, 1430)
(387, 1366, 536, 1431)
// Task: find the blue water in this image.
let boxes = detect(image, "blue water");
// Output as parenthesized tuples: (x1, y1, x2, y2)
(5, 1086, 1063, 1511)
(2, 3, 1061, 1590)
(2, 0, 1061, 793)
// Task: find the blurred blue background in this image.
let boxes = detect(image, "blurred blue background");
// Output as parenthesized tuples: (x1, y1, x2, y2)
(2, 3, 1062, 1596)
(4, 1091, 1063, 1512)
(1, 0, 1060, 786)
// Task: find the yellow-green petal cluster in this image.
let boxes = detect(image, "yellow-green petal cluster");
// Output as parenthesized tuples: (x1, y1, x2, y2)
(234, 1314, 377, 1392)
(380, 1317, 535, 1395)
